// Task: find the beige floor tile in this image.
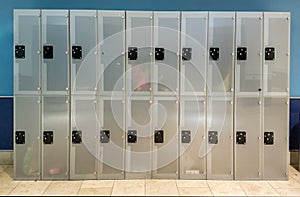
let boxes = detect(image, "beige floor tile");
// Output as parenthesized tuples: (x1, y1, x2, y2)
(176, 180, 208, 188)
(276, 188, 300, 196)
(112, 180, 145, 196)
(268, 177, 300, 189)
(178, 187, 212, 196)
(81, 180, 114, 188)
(43, 181, 82, 196)
(207, 180, 246, 196)
(9, 181, 51, 196)
(238, 181, 280, 196)
(77, 188, 112, 196)
(146, 180, 178, 196)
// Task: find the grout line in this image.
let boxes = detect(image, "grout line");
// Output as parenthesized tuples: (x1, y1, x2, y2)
(110, 180, 115, 196)
(206, 180, 214, 196)
(41, 180, 52, 195)
(235, 181, 248, 196)
(76, 180, 84, 195)
(266, 180, 281, 196)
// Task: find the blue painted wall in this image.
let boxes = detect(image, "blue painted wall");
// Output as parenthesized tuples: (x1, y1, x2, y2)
(0, 98, 13, 150)
(0, 0, 299, 150)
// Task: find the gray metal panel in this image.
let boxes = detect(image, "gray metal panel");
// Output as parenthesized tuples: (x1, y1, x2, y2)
(98, 97, 125, 179)
(42, 96, 69, 179)
(70, 96, 97, 179)
(125, 98, 152, 179)
(235, 98, 261, 180)
(152, 97, 178, 179)
(153, 12, 180, 95)
(14, 10, 41, 95)
(14, 96, 41, 179)
(42, 10, 69, 95)
(181, 12, 207, 96)
(70, 10, 98, 94)
(126, 11, 153, 95)
(98, 11, 125, 95)
(180, 97, 206, 179)
(263, 98, 288, 180)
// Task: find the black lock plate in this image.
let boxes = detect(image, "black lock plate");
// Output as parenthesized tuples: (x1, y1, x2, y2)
(43, 131, 53, 144)
(237, 47, 247, 61)
(128, 47, 138, 60)
(154, 130, 164, 143)
(264, 132, 274, 145)
(236, 131, 246, 145)
(72, 46, 82, 60)
(155, 48, 165, 60)
(209, 47, 219, 61)
(128, 130, 137, 143)
(265, 47, 275, 61)
(100, 130, 110, 143)
(43, 45, 54, 59)
(15, 131, 25, 144)
(181, 130, 191, 143)
(208, 131, 218, 144)
(72, 130, 82, 144)
(182, 48, 192, 61)
(15, 45, 25, 59)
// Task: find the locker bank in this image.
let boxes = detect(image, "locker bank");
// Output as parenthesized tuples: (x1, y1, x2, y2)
(12, 9, 290, 181)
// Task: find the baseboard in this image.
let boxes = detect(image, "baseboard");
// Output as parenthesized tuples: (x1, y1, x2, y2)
(0, 151, 13, 165)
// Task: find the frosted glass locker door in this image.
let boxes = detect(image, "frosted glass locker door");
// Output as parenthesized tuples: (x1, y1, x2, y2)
(235, 98, 261, 180)
(263, 98, 289, 180)
(126, 11, 153, 95)
(98, 11, 125, 95)
(206, 98, 233, 179)
(180, 98, 206, 179)
(42, 10, 69, 95)
(14, 96, 41, 180)
(181, 12, 207, 95)
(14, 10, 41, 95)
(98, 97, 125, 179)
(126, 98, 151, 179)
(153, 12, 180, 95)
(236, 12, 263, 94)
(70, 96, 97, 179)
(152, 97, 178, 178)
(264, 13, 290, 95)
(208, 12, 235, 96)
(70, 10, 98, 94)
(42, 96, 69, 179)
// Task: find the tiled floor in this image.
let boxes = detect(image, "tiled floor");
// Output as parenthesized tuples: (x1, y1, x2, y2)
(1, 165, 300, 196)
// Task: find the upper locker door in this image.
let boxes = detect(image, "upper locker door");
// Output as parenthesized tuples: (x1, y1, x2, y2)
(207, 12, 235, 180)
(70, 10, 98, 95)
(263, 12, 290, 180)
(180, 12, 208, 180)
(235, 12, 263, 180)
(14, 10, 41, 95)
(153, 12, 180, 96)
(42, 10, 69, 95)
(126, 11, 153, 179)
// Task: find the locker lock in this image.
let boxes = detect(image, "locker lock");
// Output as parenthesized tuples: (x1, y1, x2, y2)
(182, 48, 192, 61)
(265, 47, 275, 61)
(128, 47, 138, 60)
(128, 130, 137, 143)
(236, 131, 246, 145)
(15, 131, 25, 144)
(264, 132, 274, 145)
(43, 131, 54, 144)
(72, 130, 82, 144)
(208, 131, 218, 144)
(100, 130, 110, 143)
(43, 45, 54, 59)
(209, 47, 219, 61)
(72, 46, 82, 59)
(181, 130, 191, 143)
(15, 45, 25, 59)
(237, 47, 247, 61)
(154, 130, 164, 143)
(155, 48, 164, 60)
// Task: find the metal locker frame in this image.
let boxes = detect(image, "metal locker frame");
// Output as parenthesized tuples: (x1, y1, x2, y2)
(234, 12, 263, 180)
(206, 12, 235, 180)
(263, 12, 290, 180)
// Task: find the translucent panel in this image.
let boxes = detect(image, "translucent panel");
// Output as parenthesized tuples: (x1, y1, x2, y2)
(153, 12, 180, 94)
(152, 98, 178, 178)
(235, 98, 261, 179)
(14, 96, 40, 179)
(70, 11, 97, 93)
(208, 13, 235, 94)
(70, 96, 97, 179)
(263, 97, 288, 179)
(42, 10, 69, 94)
(181, 12, 207, 95)
(125, 99, 151, 178)
(126, 12, 152, 94)
(180, 98, 206, 179)
(236, 13, 263, 93)
(98, 98, 125, 179)
(42, 96, 69, 179)
(14, 10, 40, 94)
(264, 13, 290, 94)
(99, 11, 125, 94)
